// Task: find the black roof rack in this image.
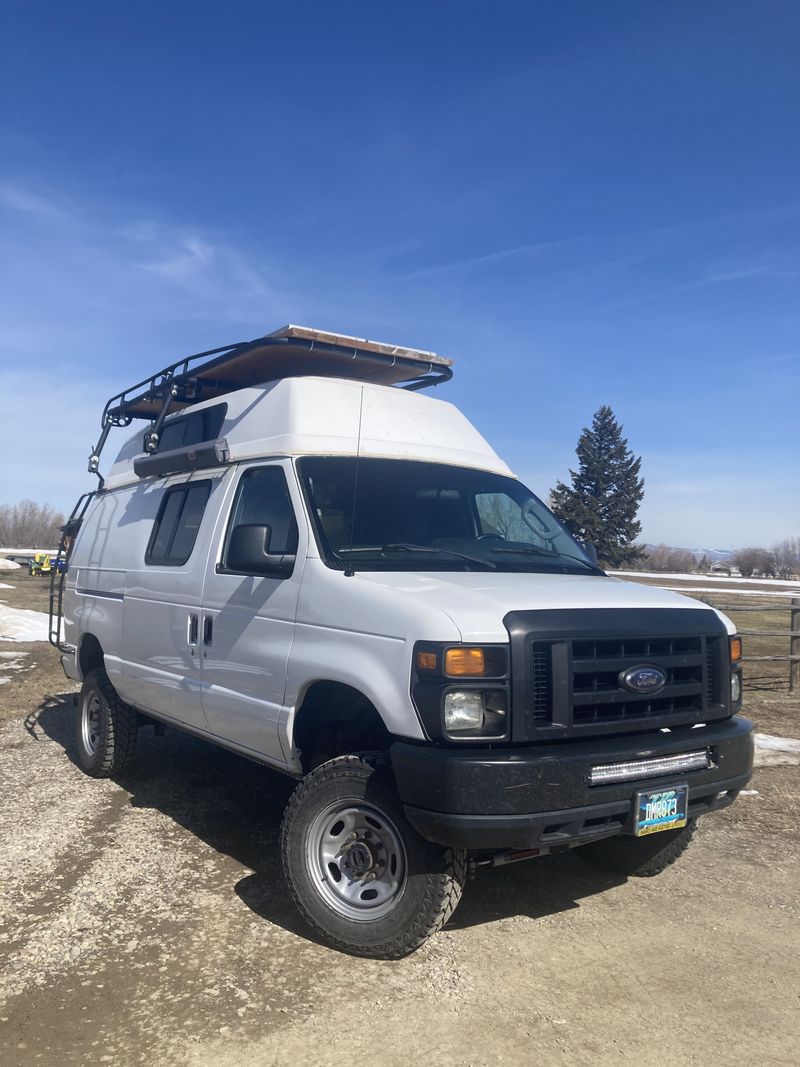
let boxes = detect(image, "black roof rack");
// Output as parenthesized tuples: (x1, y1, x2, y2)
(88, 325, 453, 482)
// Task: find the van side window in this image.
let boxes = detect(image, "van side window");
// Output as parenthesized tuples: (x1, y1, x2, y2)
(222, 467, 298, 568)
(155, 404, 226, 453)
(146, 482, 212, 565)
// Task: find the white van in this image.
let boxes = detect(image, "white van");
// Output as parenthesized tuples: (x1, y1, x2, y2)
(51, 326, 753, 958)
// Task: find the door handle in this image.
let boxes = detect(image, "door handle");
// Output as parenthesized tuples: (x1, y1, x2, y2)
(203, 615, 213, 646)
(188, 614, 199, 645)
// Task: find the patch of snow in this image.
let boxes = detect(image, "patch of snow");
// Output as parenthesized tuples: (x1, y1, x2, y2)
(658, 586, 800, 600)
(610, 570, 800, 589)
(0, 650, 31, 685)
(753, 733, 800, 767)
(0, 603, 49, 642)
(0, 559, 21, 571)
(0, 582, 14, 589)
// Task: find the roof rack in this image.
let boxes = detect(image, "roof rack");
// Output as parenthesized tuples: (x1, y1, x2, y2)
(88, 325, 453, 482)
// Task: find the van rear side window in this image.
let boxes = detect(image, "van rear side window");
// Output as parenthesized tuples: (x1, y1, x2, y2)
(146, 482, 211, 565)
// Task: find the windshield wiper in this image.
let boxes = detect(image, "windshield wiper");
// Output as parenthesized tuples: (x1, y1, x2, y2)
(336, 543, 496, 571)
(490, 545, 599, 571)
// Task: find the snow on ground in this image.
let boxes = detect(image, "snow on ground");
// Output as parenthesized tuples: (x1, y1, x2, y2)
(0, 602, 49, 642)
(753, 733, 800, 767)
(0, 582, 15, 589)
(0, 649, 32, 685)
(658, 585, 800, 599)
(0, 559, 21, 571)
(609, 570, 800, 589)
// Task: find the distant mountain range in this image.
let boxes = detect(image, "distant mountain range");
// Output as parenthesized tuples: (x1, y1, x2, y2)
(689, 548, 733, 562)
(642, 544, 733, 562)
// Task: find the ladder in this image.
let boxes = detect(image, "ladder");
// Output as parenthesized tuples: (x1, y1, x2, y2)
(48, 490, 97, 652)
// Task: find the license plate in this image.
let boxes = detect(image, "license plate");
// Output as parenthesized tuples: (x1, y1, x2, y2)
(634, 784, 689, 837)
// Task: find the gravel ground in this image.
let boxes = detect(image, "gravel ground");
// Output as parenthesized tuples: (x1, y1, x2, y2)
(1, 575, 799, 1066)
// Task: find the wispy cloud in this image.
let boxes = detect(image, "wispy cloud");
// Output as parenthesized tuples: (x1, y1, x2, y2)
(599, 265, 776, 312)
(0, 176, 286, 331)
(399, 236, 581, 281)
(136, 233, 216, 280)
(0, 182, 65, 221)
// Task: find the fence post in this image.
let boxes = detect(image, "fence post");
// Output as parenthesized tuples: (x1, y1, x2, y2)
(791, 598, 800, 693)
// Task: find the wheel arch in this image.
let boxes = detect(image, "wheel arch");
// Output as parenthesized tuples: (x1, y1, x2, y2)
(291, 680, 393, 773)
(77, 632, 106, 680)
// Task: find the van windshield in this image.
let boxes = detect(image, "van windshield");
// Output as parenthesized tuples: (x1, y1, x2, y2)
(297, 457, 602, 574)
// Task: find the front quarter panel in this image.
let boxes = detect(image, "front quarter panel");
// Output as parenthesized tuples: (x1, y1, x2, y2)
(281, 560, 463, 759)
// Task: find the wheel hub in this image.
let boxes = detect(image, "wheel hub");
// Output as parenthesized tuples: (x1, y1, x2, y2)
(306, 800, 408, 921)
(341, 839, 375, 878)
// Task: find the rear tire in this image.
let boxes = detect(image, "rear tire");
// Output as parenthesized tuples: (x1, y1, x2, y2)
(281, 754, 466, 958)
(576, 820, 696, 877)
(76, 668, 137, 777)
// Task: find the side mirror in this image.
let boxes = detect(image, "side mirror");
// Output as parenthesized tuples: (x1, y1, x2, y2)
(226, 524, 295, 578)
(580, 541, 599, 565)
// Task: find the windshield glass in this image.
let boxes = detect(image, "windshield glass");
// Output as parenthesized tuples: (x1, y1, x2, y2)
(297, 457, 601, 574)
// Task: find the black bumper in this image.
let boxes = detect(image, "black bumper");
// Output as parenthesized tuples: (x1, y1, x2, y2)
(391, 715, 754, 850)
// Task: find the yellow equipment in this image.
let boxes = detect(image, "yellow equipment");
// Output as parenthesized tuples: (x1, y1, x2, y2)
(28, 552, 53, 577)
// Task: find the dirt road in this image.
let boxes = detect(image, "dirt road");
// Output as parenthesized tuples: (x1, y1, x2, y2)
(1, 575, 799, 1065)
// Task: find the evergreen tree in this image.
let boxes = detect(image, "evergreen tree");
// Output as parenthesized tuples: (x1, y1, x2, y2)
(550, 405, 644, 568)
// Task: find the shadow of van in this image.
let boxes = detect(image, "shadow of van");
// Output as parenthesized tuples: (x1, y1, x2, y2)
(29, 693, 624, 948)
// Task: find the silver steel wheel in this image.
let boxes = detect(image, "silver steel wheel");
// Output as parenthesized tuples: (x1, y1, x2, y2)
(306, 799, 408, 921)
(81, 691, 102, 756)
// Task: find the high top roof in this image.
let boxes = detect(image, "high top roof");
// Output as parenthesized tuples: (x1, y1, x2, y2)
(103, 376, 512, 491)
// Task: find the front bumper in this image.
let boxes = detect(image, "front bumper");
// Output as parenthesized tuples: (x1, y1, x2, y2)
(391, 715, 754, 850)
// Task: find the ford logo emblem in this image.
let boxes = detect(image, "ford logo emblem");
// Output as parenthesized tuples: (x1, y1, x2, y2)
(620, 665, 667, 695)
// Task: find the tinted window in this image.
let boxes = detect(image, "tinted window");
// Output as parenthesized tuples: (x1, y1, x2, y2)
(146, 482, 211, 565)
(155, 404, 226, 453)
(222, 467, 297, 567)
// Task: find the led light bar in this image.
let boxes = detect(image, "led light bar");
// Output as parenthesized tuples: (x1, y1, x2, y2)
(590, 750, 711, 786)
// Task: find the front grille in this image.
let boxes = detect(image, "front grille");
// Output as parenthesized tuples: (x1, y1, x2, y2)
(524, 633, 727, 738)
(531, 646, 553, 724)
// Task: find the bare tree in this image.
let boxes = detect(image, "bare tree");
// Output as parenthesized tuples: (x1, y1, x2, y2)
(0, 500, 65, 548)
(732, 546, 780, 579)
(732, 547, 761, 578)
(772, 537, 800, 580)
(637, 544, 697, 573)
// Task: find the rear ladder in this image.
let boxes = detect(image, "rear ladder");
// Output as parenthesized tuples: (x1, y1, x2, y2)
(48, 491, 97, 652)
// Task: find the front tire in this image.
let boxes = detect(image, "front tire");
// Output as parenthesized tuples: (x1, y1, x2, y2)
(76, 668, 138, 777)
(577, 820, 696, 877)
(281, 754, 466, 958)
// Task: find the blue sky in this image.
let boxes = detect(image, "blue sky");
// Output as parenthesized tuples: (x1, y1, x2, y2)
(1, 0, 798, 549)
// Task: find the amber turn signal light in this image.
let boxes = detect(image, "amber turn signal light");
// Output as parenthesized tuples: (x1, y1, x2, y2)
(444, 647, 487, 676)
(729, 636, 742, 664)
(415, 651, 438, 672)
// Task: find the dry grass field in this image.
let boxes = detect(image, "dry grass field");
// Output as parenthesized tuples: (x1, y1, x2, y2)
(1, 570, 798, 1066)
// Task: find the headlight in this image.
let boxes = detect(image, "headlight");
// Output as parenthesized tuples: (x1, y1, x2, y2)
(444, 690, 485, 731)
(731, 673, 741, 703)
(443, 689, 507, 738)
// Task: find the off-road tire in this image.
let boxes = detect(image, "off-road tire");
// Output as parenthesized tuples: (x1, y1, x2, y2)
(577, 820, 697, 877)
(76, 668, 138, 778)
(281, 754, 466, 958)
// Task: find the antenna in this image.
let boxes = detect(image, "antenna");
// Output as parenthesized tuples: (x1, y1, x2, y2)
(344, 387, 365, 578)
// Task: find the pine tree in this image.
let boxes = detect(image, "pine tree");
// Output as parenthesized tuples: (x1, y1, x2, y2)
(550, 406, 644, 568)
